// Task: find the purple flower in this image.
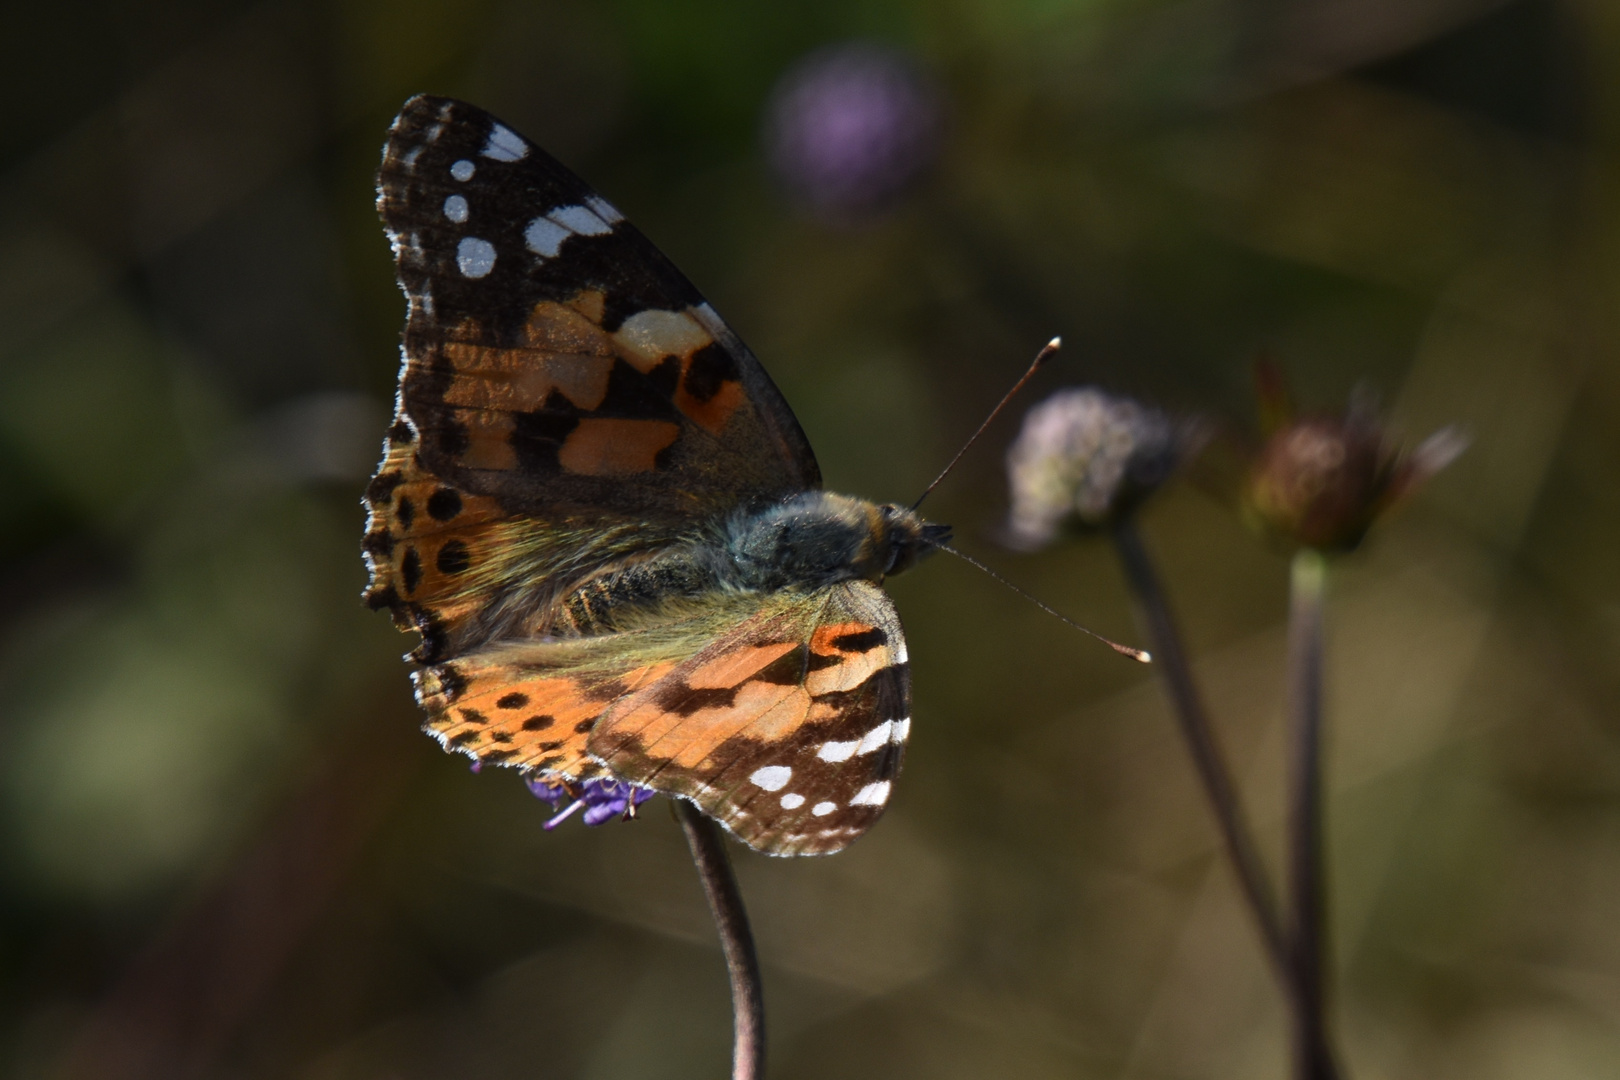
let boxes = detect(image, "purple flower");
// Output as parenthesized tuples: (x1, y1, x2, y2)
(526, 775, 656, 829)
(765, 42, 943, 220)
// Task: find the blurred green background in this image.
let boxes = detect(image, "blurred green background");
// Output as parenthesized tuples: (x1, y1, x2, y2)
(3, 0, 1618, 1077)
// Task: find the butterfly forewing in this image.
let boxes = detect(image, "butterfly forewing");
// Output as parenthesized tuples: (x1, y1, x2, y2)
(375, 95, 819, 520)
(589, 581, 910, 856)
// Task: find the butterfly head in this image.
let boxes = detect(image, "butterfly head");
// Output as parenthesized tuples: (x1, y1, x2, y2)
(874, 501, 952, 578)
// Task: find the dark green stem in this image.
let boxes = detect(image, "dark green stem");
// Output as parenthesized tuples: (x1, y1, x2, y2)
(675, 800, 766, 1080)
(1112, 520, 1288, 970)
(1286, 549, 1339, 1080)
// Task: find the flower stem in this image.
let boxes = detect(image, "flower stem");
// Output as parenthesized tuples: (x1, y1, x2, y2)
(1111, 519, 1288, 971)
(1114, 521, 1343, 1078)
(675, 799, 766, 1080)
(1286, 549, 1339, 1080)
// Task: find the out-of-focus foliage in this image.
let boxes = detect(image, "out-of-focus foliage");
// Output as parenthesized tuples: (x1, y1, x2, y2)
(1, 1, 1617, 1078)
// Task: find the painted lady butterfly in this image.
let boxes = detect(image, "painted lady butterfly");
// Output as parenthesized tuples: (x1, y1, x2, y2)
(364, 96, 949, 856)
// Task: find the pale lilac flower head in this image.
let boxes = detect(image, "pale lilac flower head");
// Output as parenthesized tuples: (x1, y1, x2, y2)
(765, 42, 943, 220)
(1005, 387, 1201, 548)
(527, 775, 656, 829)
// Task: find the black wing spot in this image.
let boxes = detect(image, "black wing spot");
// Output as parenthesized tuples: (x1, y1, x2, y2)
(448, 730, 480, 747)
(490, 731, 514, 744)
(396, 495, 416, 531)
(387, 418, 416, 444)
(538, 740, 565, 751)
(573, 719, 595, 734)
(510, 405, 578, 474)
(362, 530, 396, 557)
(659, 685, 737, 716)
(426, 487, 463, 521)
(595, 356, 681, 418)
(522, 714, 555, 731)
(496, 692, 529, 709)
(365, 585, 400, 611)
(482, 748, 519, 764)
(436, 540, 471, 574)
(830, 627, 887, 654)
(756, 646, 808, 686)
(366, 471, 405, 503)
(683, 342, 738, 403)
(459, 708, 487, 725)
(401, 547, 423, 592)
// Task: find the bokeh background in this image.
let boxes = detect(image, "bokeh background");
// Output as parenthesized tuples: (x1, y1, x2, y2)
(3, 0, 1617, 1077)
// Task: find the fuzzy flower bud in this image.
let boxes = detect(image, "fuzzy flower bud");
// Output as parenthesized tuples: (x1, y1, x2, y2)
(1004, 387, 1198, 548)
(1243, 395, 1467, 552)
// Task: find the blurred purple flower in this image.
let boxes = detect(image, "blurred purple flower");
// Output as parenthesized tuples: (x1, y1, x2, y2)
(527, 775, 656, 829)
(765, 42, 943, 220)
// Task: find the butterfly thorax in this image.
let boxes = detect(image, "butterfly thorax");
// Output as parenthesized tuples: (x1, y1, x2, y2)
(722, 491, 949, 592)
(543, 492, 946, 638)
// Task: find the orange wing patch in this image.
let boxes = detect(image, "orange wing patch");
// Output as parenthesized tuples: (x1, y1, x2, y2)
(593, 620, 890, 772)
(558, 418, 680, 475)
(411, 293, 747, 482)
(416, 655, 677, 777)
(807, 622, 892, 695)
(607, 681, 812, 770)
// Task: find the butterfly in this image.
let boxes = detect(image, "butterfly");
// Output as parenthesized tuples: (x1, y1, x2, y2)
(364, 96, 949, 856)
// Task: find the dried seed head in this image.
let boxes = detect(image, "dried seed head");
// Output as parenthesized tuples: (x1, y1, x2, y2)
(1243, 398, 1467, 552)
(1004, 387, 1199, 548)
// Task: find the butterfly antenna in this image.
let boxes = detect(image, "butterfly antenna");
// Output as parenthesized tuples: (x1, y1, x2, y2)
(933, 542, 1152, 663)
(911, 337, 1062, 512)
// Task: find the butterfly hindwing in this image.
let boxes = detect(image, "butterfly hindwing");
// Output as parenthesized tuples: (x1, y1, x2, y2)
(414, 649, 678, 778)
(589, 581, 910, 856)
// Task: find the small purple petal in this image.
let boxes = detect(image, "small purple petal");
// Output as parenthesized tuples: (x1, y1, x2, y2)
(582, 798, 629, 826)
(525, 776, 568, 808)
(524, 775, 656, 829)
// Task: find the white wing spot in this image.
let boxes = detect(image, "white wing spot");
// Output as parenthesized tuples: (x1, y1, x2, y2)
(585, 195, 624, 224)
(892, 717, 911, 743)
(456, 236, 496, 278)
(549, 203, 612, 236)
(450, 159, 475, 181)
(780, 793, 805, 809)
(749, 765, 792, 792)
(856, 721, 893, 755)
(524, 217, 570, 258)
(400, 146, 423, 171)
(850, 781, 891, 807)
(443, 194, 469, 223)
(811, 801, 837, 817)
(482, 123, 528, 161)
(817, 739, 858, 763)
